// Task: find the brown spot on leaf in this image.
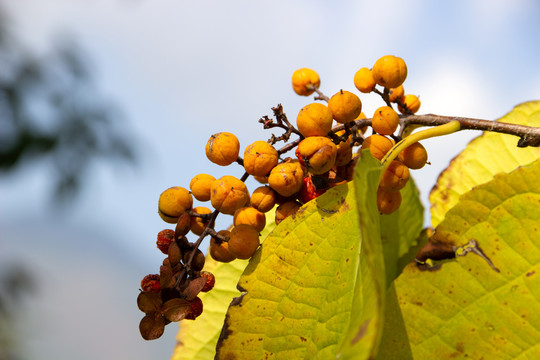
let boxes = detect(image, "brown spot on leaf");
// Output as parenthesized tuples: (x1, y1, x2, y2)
(527, 270, 536, 277)
(300, 337, 307, 342)
(351, 319, 370, 344)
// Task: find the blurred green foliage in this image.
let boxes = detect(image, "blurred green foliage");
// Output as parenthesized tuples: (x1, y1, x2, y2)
(0, 12, 136, 201)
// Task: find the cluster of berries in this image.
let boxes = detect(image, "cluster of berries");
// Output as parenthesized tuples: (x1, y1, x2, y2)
(139, 55, 429, 340)
(137, 225, 214, 340)
(292, 55, 428, 214)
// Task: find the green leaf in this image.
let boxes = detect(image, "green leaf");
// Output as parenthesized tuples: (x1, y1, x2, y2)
(171, 211, 276, 360)
(430, 101, 540, 228)
(384, 158, 540, 359)
(380, 176, 424, 284)
(215, 153, 387, 360)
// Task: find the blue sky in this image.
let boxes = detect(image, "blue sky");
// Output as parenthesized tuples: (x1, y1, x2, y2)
(1, 1, 539, 359)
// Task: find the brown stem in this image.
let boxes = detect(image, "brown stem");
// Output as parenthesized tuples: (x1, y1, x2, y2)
(400, 114, 540, 147)
(260, 104, 303, 145)
(313, 88, 330, 102)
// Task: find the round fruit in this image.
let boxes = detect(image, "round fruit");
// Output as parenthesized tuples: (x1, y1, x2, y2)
(354, 67, 376, 93)
(243, 141, 279, 176)
(296, 136, 337, 175)
(398, 94, 421, 114)
(361, 135, 394, 161)
(379, 160, 410, 192)
(209, 232, 236, 263)
(398, 142, 428, 169)
(250, 186, 277, 213)
(275, 200, 302, 225)
(156, 229, 175, 254)
(296, 103, 334, 137)
(233, 206, 266, 232)
(205, 132, 240, 166)
(190, 206, 212, 235)
(158, 187, 193, 224)
(268, 160, 305, 197)
(189, 174, 215, 202)
(377, 187, 402, 215)
(292, 68, 320, 96)
(200, 271, 215, 292)
(253, 175, 269, 184)
(210, 175, 250, 215)
(328, 90, 362, 124)
(372, 106, 400, 135)
(185, 297, 203, 320)
(372, 55, 407, 89)
(141, 274, 161, 293)
(388, 85, 404, 103)
(228, 224, 260, 260)
(183, 247, 205, 271)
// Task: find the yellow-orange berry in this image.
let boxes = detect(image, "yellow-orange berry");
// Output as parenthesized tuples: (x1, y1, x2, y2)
(398, 142, 428, 169)
(296, 103, 334, 137)
(209, 232, 236, 263)
(372, 106, 400, 135)
(275, 200, 302, 225)
(210, 175, 250, 215)
(354, 67, 376, 93)
(296, 136, 337, 175)
(228, 224, 260, 260)
(361, 135, 394, 161)
(379, 161, 410, 192)
(158, 187, 193, 224)
(388, 85, 404, 103)
(372, 55, 407, 89)
(253, 175, 268, 184)
(334, 130, 353, 166)
(398, 94, 421, 114)
(233, 206, 266, 233)
(328, 90, 362, 124)
(377, 187, 402, 215)
(292, 68, 320, 96)
(205, 132, 240, 166)
(243, 141, 279, 177)
(190, 206, 212, 235)
(250, 186, 276, 213)
(268, 160, 305, 197)
(189, 174, 215, 202)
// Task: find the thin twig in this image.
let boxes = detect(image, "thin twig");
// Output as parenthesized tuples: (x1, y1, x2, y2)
(400, 114, 540, 147)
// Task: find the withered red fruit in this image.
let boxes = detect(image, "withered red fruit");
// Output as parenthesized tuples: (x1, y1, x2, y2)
(185, 297, 203, 320)
(140, 274, 161, 293)
(156, 229, 175, 254)
(200, 271, 216, 292)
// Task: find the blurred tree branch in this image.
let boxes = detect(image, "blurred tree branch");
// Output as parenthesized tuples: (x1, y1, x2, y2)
(0, 11, 137, 201)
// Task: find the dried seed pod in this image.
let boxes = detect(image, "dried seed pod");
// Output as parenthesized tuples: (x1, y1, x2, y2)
(183, 248, 206, 271)
(137, 291, 162, 314)
(139, 311, 165, 340)
(175, 212, 192, 238)
(162, 298, 191, 322)
(167, 241, 182, 266)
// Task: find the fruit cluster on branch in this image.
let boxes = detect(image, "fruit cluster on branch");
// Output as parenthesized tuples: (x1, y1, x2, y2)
(137, 55, 540, 340)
